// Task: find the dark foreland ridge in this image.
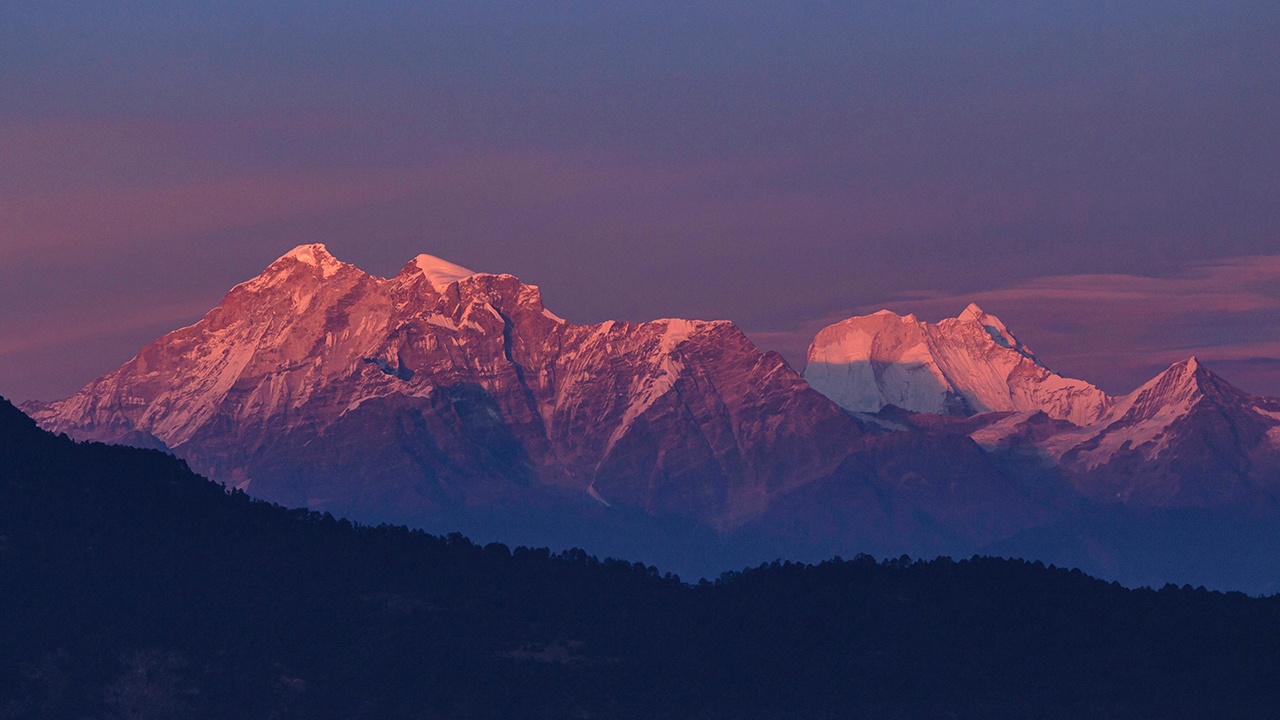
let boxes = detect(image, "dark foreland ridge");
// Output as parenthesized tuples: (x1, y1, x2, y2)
(4, 395, 1280, 720)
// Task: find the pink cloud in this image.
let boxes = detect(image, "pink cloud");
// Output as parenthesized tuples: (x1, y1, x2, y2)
(0, 299, 218, 359)
(877, 265, 1280, 319)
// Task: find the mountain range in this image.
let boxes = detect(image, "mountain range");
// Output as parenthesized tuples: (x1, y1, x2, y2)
(24, 245, 1280, 591)
(806, 305, 1280, 509)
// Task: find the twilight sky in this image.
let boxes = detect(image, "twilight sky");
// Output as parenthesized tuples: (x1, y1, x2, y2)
(2, 1, 1279, 402)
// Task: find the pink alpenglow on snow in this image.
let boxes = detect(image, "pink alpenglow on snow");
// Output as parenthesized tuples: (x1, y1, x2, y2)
(27, 244, 859, 528)
(803, 304, 1111, 426)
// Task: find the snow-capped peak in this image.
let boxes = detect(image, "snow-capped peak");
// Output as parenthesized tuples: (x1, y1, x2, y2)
(954, 303, 1022, 352)
(1114, 359, 1206, 422)
(249, 244, 349, 287)
(1153, 357, 1222, 393)
(281, 243, 336, 267)
(1036, 355, 1260, 472)
(958, 302, 987, 322)
(804, 305, 1111, 425)
(1123, 356, 1236, 414)
(412, 253, 478, 291)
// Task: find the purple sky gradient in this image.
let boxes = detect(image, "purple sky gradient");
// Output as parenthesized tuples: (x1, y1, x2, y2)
(2, 2, 1278, 402)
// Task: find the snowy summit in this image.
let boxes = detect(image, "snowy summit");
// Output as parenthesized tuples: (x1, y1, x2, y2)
(413, 253, 477, 291)
(803, 305, 1111, 425)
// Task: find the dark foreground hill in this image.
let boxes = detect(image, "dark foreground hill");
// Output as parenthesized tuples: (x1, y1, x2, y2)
(3, 396, 1280, 720)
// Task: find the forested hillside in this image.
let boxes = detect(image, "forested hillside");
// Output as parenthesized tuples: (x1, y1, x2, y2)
(3, 396, 1278, 720)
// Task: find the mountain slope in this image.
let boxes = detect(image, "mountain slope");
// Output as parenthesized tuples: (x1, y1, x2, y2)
(27, 244, 861, 531)
(804, 304, 1111, 425)
(1034, 357, 1280, 506)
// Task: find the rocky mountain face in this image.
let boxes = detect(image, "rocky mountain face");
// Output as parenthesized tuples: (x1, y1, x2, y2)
(804, 304, 1112, 425)
(973, 357, 1280, 508)
(24, 246, 1280, 588)
(807, 305, 1280, 510)
(26, 245, 868, 537)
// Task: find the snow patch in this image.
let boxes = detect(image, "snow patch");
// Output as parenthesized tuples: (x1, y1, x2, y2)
(586, 484, 612, 507)
(285, 244, 325, 265)
(414, 254, 477, 291)
(1268, 425, 1280, 449)
(596, 320, 705, 461)
(425, 315, 459, 331)
(805, 306, 1110, 424)
(968, 412, 1038, 450)
(958, 303, 986, 322)
(1036, 359, 1210, 468)
(659, 318, 703, 349)
(281, 243, 342, 278)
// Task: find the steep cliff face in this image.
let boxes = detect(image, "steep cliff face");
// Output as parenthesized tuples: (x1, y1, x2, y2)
(27, 244, 861, 528)
(804, 304, 1111, 425)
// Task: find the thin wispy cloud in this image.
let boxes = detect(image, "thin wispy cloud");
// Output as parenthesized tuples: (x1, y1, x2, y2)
(0, 300, 217, 359)
(748, 254, 1280, 396)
